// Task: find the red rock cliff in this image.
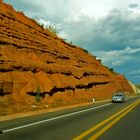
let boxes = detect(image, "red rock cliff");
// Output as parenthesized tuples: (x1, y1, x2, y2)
(0, 1, 134, 107)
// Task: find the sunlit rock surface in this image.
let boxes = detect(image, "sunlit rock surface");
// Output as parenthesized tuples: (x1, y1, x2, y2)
(0, 0, 134, 109)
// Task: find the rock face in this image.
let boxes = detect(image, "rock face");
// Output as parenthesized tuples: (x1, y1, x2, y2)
(0, 1, 134, 106)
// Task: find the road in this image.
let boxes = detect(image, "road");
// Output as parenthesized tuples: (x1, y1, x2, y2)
(0, 96, 140, 140)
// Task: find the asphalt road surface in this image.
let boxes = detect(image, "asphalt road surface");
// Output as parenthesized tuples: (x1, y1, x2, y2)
(0, 96, 140, 140)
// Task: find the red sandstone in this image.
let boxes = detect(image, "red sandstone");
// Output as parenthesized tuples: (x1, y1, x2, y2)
(0, 1, 135, 114)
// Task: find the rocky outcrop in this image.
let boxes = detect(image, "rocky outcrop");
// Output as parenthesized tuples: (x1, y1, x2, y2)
(0, 1, 134, 107)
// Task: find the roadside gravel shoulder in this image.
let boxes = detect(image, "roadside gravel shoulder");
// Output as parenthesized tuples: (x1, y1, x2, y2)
(0, 99, 111, 122)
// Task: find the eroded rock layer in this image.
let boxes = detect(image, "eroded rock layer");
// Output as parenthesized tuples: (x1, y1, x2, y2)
(0, 1, 134, 106)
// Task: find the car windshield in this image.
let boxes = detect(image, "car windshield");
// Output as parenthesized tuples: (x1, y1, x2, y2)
(115, 94, 123, 96)
(113, 93, 125, 97)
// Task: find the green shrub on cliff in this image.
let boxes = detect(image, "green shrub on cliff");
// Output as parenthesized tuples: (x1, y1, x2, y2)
(35, 84, 41, 103)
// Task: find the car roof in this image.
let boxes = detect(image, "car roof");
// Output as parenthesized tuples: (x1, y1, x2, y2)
(114, 92, 124, 96)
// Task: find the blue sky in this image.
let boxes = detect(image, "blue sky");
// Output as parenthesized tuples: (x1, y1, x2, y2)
(3, 0, 140, 84)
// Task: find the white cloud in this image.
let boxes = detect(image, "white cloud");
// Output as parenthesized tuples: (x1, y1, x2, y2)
(101, 46, 140, 56)
(97, 46, 140, 67)
(56, 6, 140, 52)
(129, 3, 138, 9)
(128, 70, 140, 76)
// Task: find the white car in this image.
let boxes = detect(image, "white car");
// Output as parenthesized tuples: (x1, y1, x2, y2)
(112, 93, 125, 103)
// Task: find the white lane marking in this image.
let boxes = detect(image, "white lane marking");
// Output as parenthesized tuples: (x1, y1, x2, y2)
(2, 103, 112, 133)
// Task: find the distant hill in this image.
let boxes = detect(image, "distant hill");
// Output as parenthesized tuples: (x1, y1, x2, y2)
(135, 85, 140, 94)
(136, 85, 140, 88)
(135, 85, 140, 91)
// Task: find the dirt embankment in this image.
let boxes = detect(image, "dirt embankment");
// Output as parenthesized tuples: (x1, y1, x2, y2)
(0, 0, 135, 115)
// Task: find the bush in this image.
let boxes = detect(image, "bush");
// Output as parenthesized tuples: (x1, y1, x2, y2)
(35, 84, 41, 103)
(48, 25, 58, 35)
